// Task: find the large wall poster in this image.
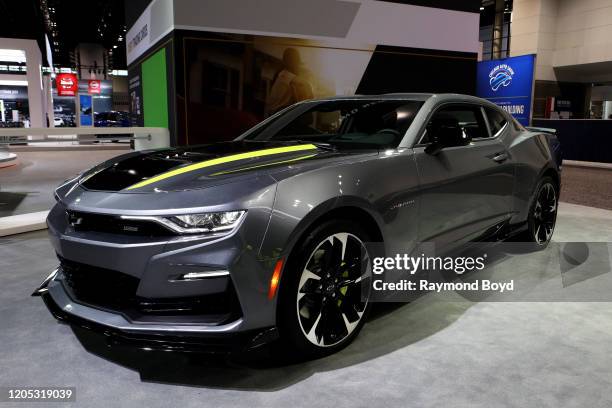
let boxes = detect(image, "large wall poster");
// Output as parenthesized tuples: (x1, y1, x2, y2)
(476, 54, 536, 126)
(182, 36, 375, 145)
(128, 66, 144, 127)
(181, 33, 477, 145)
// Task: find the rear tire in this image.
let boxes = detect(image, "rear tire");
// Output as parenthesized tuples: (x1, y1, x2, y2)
(519, 176, 558, 248)
(277, 220, 373, 359)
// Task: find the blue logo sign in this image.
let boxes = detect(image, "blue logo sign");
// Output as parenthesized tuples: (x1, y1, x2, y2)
(477, 54, 535, 126)
(489, 64, 514, 91)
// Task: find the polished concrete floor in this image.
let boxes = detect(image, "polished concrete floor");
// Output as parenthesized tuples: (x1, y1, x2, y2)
(0, 202, 611, 408)
(0, 149, 128, 217)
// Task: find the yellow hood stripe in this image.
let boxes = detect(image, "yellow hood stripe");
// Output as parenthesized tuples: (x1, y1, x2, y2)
(210, 153, 318, 176)
(125, 144, 318, 190)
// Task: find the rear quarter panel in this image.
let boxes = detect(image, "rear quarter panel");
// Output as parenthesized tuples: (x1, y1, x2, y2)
(507, 130, 561, 224)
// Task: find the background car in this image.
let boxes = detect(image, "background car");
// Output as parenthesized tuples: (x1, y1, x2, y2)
(94, 111, 131, 127)
(36, 94, 561, 358)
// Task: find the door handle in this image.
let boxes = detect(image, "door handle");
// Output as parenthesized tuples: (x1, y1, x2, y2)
(491, 152, 508, 163)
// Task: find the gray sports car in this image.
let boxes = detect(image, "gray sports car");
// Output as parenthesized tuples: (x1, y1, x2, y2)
(34, 94, 561, 357)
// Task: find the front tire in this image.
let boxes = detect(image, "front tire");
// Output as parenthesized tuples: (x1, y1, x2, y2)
(278, 220, 373, 359)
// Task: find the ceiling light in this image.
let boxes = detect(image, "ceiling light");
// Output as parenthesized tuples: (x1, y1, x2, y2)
(0, 80, 28, 86)
(0, 49, 27, 63)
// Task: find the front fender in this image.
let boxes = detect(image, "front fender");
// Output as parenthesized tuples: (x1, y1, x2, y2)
(258, 150, 420, 294)
(261, 194, 385, 264)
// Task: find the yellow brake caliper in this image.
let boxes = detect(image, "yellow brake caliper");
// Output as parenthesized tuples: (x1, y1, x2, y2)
(338, 262, 349, 306)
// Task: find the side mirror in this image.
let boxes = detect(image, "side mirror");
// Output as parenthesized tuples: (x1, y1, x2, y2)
(425, 125, 471, 155)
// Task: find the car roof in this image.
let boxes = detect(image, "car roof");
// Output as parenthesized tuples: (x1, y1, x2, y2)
(311, 93, 494, 105)
(313, 93, 433, 102)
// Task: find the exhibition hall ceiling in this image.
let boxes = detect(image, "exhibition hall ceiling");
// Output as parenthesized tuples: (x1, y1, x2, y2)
(45, 0, 127, 68)
(0, 0, 127, 69)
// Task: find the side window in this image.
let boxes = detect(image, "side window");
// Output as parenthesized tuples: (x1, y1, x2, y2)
(511, 116, 524, 131)
(421, 104, 488, 144)
(485, 107, 508, 136)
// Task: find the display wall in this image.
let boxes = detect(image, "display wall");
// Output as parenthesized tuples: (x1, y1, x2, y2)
(532, 118, 612, 163)
(173, 32, 477, 145)
(51, 78, 114, 127)
(141, 48, 169, 128)
(0, 85, 29, 124)
(126, 0, 481, 146)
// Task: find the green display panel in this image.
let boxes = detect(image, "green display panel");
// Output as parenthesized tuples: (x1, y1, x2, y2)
(141, 48, 168, 128)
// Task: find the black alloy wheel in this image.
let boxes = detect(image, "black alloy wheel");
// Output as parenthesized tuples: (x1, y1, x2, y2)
(279, 221, 372, 357)
(528, 177, 558, 246)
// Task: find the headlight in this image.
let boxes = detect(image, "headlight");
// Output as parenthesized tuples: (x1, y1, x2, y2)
(168, 211, 245, 232)
(121, 210, 246, 235)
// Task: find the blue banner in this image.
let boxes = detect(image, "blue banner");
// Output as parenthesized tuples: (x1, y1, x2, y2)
(79, 94, 93, 126)
(476, 54, 535, 126)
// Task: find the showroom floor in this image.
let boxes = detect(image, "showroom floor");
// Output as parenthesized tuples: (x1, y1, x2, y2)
(560, 165, 612, 211)
(1, 202, 611, 408)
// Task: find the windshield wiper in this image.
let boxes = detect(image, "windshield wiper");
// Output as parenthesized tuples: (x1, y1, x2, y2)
(293, 140, 337, 151)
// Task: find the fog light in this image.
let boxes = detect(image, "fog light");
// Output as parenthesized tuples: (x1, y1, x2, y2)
(180, 270, 229, 280)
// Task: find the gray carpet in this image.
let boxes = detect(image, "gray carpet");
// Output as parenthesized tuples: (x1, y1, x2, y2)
(560, 165, 612, 211)
(0, 202, 611, 408)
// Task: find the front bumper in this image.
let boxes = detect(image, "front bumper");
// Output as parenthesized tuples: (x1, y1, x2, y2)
(39, 185, 285, 351)
(36, 270, 278, 352)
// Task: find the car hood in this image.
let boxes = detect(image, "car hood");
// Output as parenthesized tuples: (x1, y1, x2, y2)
(79, 140, 373, 193)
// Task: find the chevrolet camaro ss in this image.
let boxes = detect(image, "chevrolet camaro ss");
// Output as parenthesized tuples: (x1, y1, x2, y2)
(34, 94, 561, 357)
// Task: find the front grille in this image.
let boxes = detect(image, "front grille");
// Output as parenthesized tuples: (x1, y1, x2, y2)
(60, 256, 139, 311)
(58, 256, 241, 324)
(66, 210, 172, 236)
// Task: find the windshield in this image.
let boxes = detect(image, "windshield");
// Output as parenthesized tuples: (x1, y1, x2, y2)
(240, 99, 423, 149)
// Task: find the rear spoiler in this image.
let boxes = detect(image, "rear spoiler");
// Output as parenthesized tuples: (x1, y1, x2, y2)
(525, 126, 556, 134)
